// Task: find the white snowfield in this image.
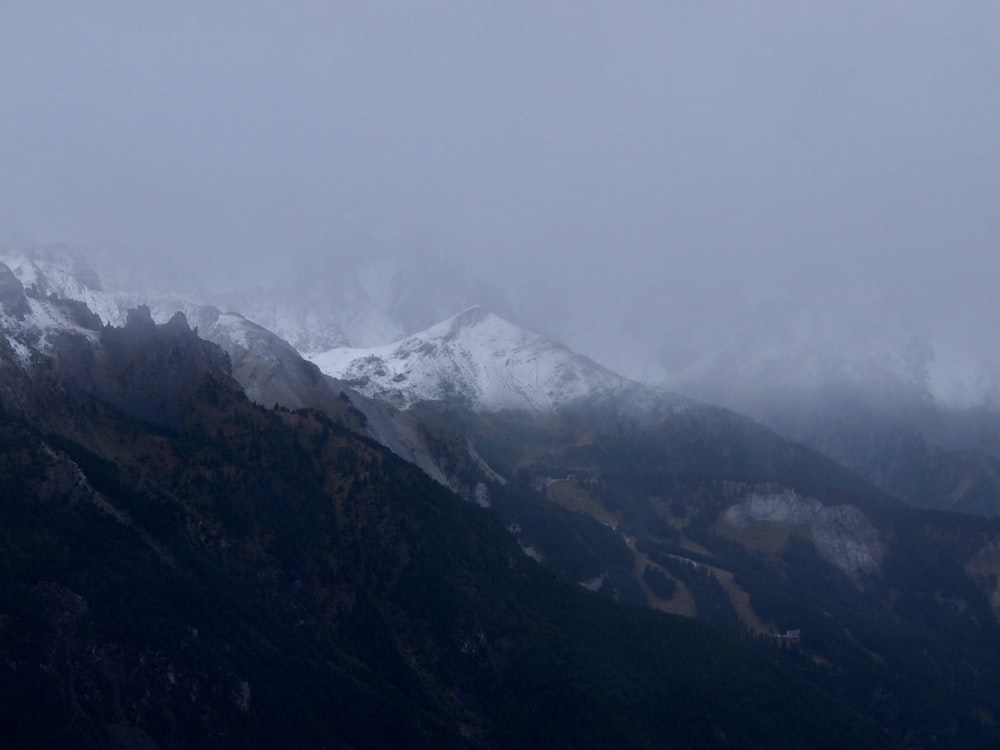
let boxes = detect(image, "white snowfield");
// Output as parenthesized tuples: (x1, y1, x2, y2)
(308, 306, 635, 413)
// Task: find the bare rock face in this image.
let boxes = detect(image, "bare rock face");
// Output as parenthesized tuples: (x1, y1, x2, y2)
(722, 490, 823, 527)
(86, 306, 238, 429)
(0, 262, 29, 319)
(719, 489, 884, 581)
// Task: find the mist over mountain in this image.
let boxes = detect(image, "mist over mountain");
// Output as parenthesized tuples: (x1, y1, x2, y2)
(3, 2, 999, 417)
(9, 242, 1000, 518)
(215, 246, 516, 353)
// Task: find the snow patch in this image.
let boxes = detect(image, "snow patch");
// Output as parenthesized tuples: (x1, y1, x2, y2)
(520, 545, 545, 563)
(473, 482, 491, 508)
(579, 573, 606, 592)
(722, 489, 823, 526)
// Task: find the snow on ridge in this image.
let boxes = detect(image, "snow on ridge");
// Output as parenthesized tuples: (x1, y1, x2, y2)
(0, 251, 276, 350)
(2, 251, 193, 330)
(1, 251, 649, 416)
(307, 305, 632, 413)
(0, 292, 102, 372)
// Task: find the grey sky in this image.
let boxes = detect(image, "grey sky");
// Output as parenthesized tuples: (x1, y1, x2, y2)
(2, 2, 999, 398)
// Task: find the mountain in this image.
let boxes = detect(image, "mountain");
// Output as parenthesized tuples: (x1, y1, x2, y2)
(3, 247, 343, 409)
(308, 306, 664, 414)
(0, 249, 495, 497)
(0, 264, 883, 749)
(666, 331, 1000, 517)
(752, 386, 1000, 517)
(297, 291, 1000, 744)
(413, 397, 1000, 748)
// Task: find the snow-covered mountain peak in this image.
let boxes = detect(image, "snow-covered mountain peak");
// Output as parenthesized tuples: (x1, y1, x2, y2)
(307, 306, 643, 413)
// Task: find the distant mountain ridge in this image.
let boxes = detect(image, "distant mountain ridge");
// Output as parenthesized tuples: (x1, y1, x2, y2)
(669, 330, 1000, 516)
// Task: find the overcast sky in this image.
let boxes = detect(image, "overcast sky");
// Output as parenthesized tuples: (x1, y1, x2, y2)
(2, 2, 999, 399)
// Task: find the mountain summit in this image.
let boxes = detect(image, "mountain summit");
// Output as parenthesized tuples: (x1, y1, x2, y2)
(307, 306, 647, 413)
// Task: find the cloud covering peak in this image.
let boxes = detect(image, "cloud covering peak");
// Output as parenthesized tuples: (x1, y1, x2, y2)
(2, 2, 999, 402)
